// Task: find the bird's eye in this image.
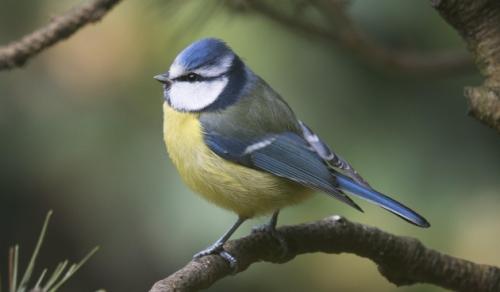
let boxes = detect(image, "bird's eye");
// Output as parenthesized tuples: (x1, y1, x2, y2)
(177, 73, 201, 82)
(187, 73, 200, 81)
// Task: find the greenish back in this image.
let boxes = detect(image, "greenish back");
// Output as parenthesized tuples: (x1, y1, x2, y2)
(199, 75, 301, 140)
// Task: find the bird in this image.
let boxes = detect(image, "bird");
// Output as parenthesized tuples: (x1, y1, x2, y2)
(154, 38, 430, 264)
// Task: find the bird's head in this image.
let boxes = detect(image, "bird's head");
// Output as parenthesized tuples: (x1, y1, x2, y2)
(155, 38, 247, 112)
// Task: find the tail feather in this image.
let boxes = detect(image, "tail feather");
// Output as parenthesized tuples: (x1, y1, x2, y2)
(336, 174, 430, 228)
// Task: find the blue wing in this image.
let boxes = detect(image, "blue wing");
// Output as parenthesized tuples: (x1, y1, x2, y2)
(204, 131, 363, 211)
(298, 121, 371, 188)
(297, 121, 429, 227)
(334, 174, 430, 227)
(204, 130, 430, 228)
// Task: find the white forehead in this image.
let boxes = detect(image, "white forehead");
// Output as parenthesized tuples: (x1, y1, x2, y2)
(169, 54, 234, 79)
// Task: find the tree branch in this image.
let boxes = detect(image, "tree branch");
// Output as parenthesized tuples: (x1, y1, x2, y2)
(0, 0, 121, 70)
(150, 216, 500, 292)
(226, 0, 473, 75)
(430, 0, 500, 132)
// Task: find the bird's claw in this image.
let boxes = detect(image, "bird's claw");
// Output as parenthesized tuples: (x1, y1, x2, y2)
(193, 243, 239, 272)
(219, 251, 238, 272)
(192, 243, 223, 259)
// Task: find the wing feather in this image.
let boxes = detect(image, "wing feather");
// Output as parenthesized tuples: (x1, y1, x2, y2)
(298, 121, 372, 188)
(204, 131, 363, 211)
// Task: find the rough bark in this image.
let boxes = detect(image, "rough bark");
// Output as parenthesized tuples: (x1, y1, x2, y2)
(432, 0, 500, 132)
(150, 216, 500, 292)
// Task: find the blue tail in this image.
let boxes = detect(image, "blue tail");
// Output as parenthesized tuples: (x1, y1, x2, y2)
(336, 174, 430, 228)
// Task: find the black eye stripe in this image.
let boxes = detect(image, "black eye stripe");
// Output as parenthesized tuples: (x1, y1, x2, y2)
(174, 73, 201, 82)
(173, 72, 228, 82)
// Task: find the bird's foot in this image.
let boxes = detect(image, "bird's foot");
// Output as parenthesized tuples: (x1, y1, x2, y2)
(193, 243, 238, 271)
(192, 242, 223, 259)
(252, 222, 289, 259)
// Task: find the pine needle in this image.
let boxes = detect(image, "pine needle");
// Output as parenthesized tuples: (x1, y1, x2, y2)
(4, 211, 99, 292)
(18, 211, 53, 292)
(8, 246, 19, 292)
(48, 247, 99, 292)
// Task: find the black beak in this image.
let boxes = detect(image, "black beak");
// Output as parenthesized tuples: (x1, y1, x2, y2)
(154, 73, 171, 85)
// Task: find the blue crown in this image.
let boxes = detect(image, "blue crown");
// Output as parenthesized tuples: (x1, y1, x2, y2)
(176, 38, 233, 72)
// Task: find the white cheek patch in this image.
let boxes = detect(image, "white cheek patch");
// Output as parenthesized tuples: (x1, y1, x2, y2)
(168, 77, 228, 111)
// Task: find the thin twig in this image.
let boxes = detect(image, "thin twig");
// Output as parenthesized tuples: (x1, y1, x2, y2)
(0, 0, 122, 70)
(150, 216, 500, 292)
(230, 0, 473, 74)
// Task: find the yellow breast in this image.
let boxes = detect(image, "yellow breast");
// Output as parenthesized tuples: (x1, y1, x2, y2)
(162, 103, 312, 218)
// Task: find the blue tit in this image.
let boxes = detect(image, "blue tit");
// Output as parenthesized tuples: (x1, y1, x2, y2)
(154, 38, 429, 262)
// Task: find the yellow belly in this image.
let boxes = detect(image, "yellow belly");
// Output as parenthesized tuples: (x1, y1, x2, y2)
(163, 103, 313, 218)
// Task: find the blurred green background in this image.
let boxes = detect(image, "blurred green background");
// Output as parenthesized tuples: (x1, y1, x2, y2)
(1, 0, 499, 291)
